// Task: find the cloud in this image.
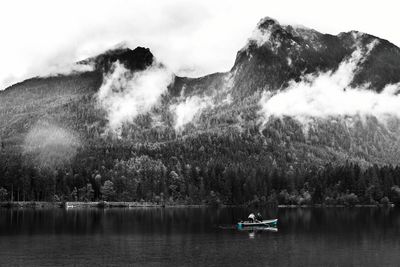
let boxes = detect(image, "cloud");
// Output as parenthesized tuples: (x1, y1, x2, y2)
(42, 62, 95, 77)
(169, 95, 214, 131)
(97, 62, 173, 131)
(3, 0, 400, 90)
(245, 17, 282, 52)
(258, 40, 400, 125)
(23, 121, 81, 169)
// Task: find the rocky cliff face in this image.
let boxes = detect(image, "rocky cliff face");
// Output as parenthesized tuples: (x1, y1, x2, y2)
(176, 17, 400, 99)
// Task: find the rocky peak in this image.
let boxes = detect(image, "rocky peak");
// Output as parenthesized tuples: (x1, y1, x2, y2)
(81, 46, 154, 73)
(256, 17, 280, 30)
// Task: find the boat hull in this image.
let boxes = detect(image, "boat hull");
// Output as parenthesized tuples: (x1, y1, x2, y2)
(237, 219, 278, 229)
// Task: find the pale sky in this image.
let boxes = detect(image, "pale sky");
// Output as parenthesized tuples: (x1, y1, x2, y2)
(1, 0, 399, 89)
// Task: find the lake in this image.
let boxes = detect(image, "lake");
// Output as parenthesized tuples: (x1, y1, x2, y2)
(0, 206, 399, 266)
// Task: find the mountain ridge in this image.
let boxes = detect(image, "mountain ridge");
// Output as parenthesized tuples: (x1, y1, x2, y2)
(1, 16, 400, 204)
(2, 17, 400, 151)
(4, 17, 400, 99)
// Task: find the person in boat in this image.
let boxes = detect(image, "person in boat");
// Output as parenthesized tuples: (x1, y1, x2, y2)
(248, 213, 256, 222)
(256, 212, 263, 222)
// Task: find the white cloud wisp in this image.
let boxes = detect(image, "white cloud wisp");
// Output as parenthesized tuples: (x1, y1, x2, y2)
(97, 62, 173, 131)
(169, 95, 214, 131)
(259, 40, 400, 125)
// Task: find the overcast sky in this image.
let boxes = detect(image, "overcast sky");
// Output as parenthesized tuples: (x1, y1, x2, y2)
(1, 0, 399, 89)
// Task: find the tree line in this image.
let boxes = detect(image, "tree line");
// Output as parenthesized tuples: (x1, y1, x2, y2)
(1, 143, 400, 206)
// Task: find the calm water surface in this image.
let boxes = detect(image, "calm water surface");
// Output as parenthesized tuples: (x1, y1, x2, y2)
(0, 207, 400, 266)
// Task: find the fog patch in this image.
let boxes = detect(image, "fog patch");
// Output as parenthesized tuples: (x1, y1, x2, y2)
(169, 95, 213, 131)
(96, 61, 173, 131)
(23, 121, 81, 169)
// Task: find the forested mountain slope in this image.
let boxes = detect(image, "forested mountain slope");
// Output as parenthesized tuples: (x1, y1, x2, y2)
(1, 17, 400, 205)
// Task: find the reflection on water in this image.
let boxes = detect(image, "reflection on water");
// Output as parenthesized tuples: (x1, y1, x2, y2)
(0, 207, 400, 266)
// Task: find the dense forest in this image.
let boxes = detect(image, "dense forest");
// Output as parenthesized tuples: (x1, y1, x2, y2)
(2, 25, 400, 207)
(1, 75, 400, 207)
(1, 130, 400, 206)
(1, 74, 400, 207)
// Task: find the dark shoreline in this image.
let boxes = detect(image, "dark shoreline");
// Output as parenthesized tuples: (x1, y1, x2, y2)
(0, 201, 198, 209)
(0, 201, 396, 209)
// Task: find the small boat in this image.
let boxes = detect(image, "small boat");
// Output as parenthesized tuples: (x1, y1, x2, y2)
(237, 219, 278, 229)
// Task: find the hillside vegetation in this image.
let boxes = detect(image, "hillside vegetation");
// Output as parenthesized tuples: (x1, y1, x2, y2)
(1, 18, 400, 205)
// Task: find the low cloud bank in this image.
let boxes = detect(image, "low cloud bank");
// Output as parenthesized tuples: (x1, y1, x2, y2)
(97, 62, 173, 131)
(259, 40, 400, 125)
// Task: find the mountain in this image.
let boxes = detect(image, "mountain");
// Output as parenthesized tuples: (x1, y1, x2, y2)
(169, 17, 400, 165)
(1, 17, 400, 204)
(174, 18, 400, 99)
